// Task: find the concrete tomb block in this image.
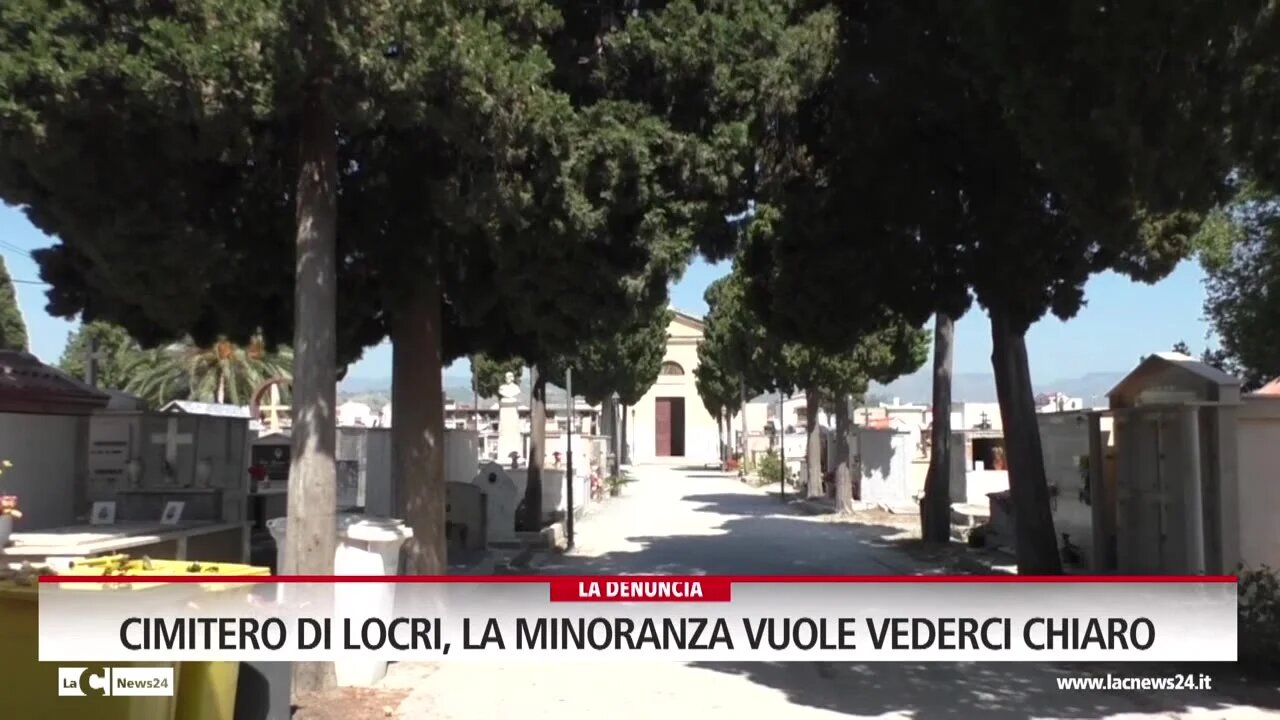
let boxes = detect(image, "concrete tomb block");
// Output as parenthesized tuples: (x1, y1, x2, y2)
(471, 462, 519, 543)
(445, 481, 487, 551)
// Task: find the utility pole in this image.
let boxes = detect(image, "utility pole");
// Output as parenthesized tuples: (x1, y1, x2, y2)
(778, 392, 786, 501)
(611, 392, 621, 478)
(565, 368, 575, 550)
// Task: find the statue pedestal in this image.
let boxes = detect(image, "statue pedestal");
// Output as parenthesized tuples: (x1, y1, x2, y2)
(496, 373, 523, 462)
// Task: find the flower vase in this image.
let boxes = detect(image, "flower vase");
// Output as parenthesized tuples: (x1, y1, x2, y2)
(0, 513, 13, 548)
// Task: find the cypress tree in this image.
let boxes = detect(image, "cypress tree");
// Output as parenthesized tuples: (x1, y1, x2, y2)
(0, 256, 28, 352)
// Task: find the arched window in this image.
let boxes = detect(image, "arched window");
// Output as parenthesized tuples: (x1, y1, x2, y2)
(660, 361, 685, 376)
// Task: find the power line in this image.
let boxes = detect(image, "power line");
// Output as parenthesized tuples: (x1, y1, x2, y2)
(0, 240, 33, 257)
(0, 243, 47, 284)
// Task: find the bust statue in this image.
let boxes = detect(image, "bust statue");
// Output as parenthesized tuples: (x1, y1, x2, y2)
(498, 372, 520, 401)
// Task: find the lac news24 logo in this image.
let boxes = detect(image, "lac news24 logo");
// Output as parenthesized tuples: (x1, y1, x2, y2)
(58, 666, 174, 697)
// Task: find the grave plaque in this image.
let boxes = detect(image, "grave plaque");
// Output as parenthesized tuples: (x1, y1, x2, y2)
(251, 444, 291, 482)
(336, 460, 359, 509)
(88, 417, 133, 486)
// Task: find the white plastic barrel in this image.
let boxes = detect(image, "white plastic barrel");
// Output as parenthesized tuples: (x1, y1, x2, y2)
(333, 517, 413, 687)
(265, 514, 360, 603)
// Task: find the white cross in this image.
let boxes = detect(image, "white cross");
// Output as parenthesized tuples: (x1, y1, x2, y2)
(259, 384, 291, 431)
(150, 417, 193, 481)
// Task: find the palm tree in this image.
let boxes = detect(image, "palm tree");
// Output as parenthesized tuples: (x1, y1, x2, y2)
(125, 337, 292, 407)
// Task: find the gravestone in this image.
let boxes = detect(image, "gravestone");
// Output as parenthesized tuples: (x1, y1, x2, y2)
(148, 416, 194, 485)
(96, 412, 252, 524)
(249, 431, 292, 529)
(445, 482, 486, 551)
(470, 463, 519, 543)
(251, 433, 291, 483)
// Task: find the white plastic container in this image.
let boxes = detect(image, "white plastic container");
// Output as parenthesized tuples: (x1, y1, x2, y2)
(265, 514, 359, 602)
(333, 516, 413, 687)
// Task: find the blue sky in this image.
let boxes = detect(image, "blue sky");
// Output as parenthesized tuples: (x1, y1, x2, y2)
(2, 204, 1212, 382)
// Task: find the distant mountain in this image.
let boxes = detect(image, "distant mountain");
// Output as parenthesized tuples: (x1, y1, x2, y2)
(338, 375, 393, 394)
(869, 368, 1126, 405)
(342, 367, 1127, 406)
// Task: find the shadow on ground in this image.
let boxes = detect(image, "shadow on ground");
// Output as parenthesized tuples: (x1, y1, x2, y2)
(687, 660, 1280, 719)
(540, 490, 932, 576)
(539, 485, 1279, 716)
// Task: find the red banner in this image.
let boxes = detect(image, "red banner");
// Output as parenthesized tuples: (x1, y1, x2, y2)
(548, 577, 732, 602)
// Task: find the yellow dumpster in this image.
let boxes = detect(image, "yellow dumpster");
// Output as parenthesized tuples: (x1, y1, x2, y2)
(4, 556, 269, 720)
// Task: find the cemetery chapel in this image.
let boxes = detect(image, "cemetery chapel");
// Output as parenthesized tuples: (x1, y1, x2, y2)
(628, 309, 721, 465)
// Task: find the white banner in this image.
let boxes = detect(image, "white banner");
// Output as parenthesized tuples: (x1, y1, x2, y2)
(36, 576, 1238, 663)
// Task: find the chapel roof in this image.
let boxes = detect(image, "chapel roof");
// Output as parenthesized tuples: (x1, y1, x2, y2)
(670, 307, 705, 328)
(0, 351, 111, 415)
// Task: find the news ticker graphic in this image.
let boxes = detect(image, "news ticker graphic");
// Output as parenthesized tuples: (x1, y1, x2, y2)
(56, 666, 175, 697)
(36, 575, 1238, 663)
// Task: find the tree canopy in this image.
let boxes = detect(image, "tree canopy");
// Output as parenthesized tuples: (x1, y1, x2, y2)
(702, 261, 927, 409)
(0, 0, 832, 586)
(0, 256, 27, 352)
(1196, 185, 1280, 390)
(470, 354, 526, 400)
(728, 2, 1249, 573)
(125, 338, 293, 407)
(59, 321, 140, 390)
(542, 305, 673, 407)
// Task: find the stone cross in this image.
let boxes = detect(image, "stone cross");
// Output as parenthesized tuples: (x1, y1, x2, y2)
(978, 411, 992, 430)
(150, 417, 193, 484)
(259, 384, 291, 431)
(84, 339, 107, 387)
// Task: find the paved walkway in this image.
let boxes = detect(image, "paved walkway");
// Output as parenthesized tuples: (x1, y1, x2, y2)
(388, 464, 1279, 719)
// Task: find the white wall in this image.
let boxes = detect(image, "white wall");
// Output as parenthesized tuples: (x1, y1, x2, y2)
(1239, 397, 1280, 571)
(1038, 411, 1113, 567)
(952, 402, 1002, 431)
(0, 412, 84, 530)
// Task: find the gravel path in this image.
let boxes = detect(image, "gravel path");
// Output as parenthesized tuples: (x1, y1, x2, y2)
(386, 464, 1279, 719)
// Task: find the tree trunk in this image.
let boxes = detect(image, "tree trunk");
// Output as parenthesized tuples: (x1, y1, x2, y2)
(606, 396, 620, 472)
(716, 412, 725, 463)
(834, 395, 854, 513)
(286, 80, 338, 693)
(990, 309, 1063, 574)
(522, 367, 546, 529)
(614, 399, 624, 461)
(391, 274, 446, 575)
(739, 378, 749, 468)
(805, 390, 823, 498)
(921, 312, 955, 544)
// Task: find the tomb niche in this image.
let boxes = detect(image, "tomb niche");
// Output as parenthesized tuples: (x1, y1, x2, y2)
(1090, 352, 1241, 575)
